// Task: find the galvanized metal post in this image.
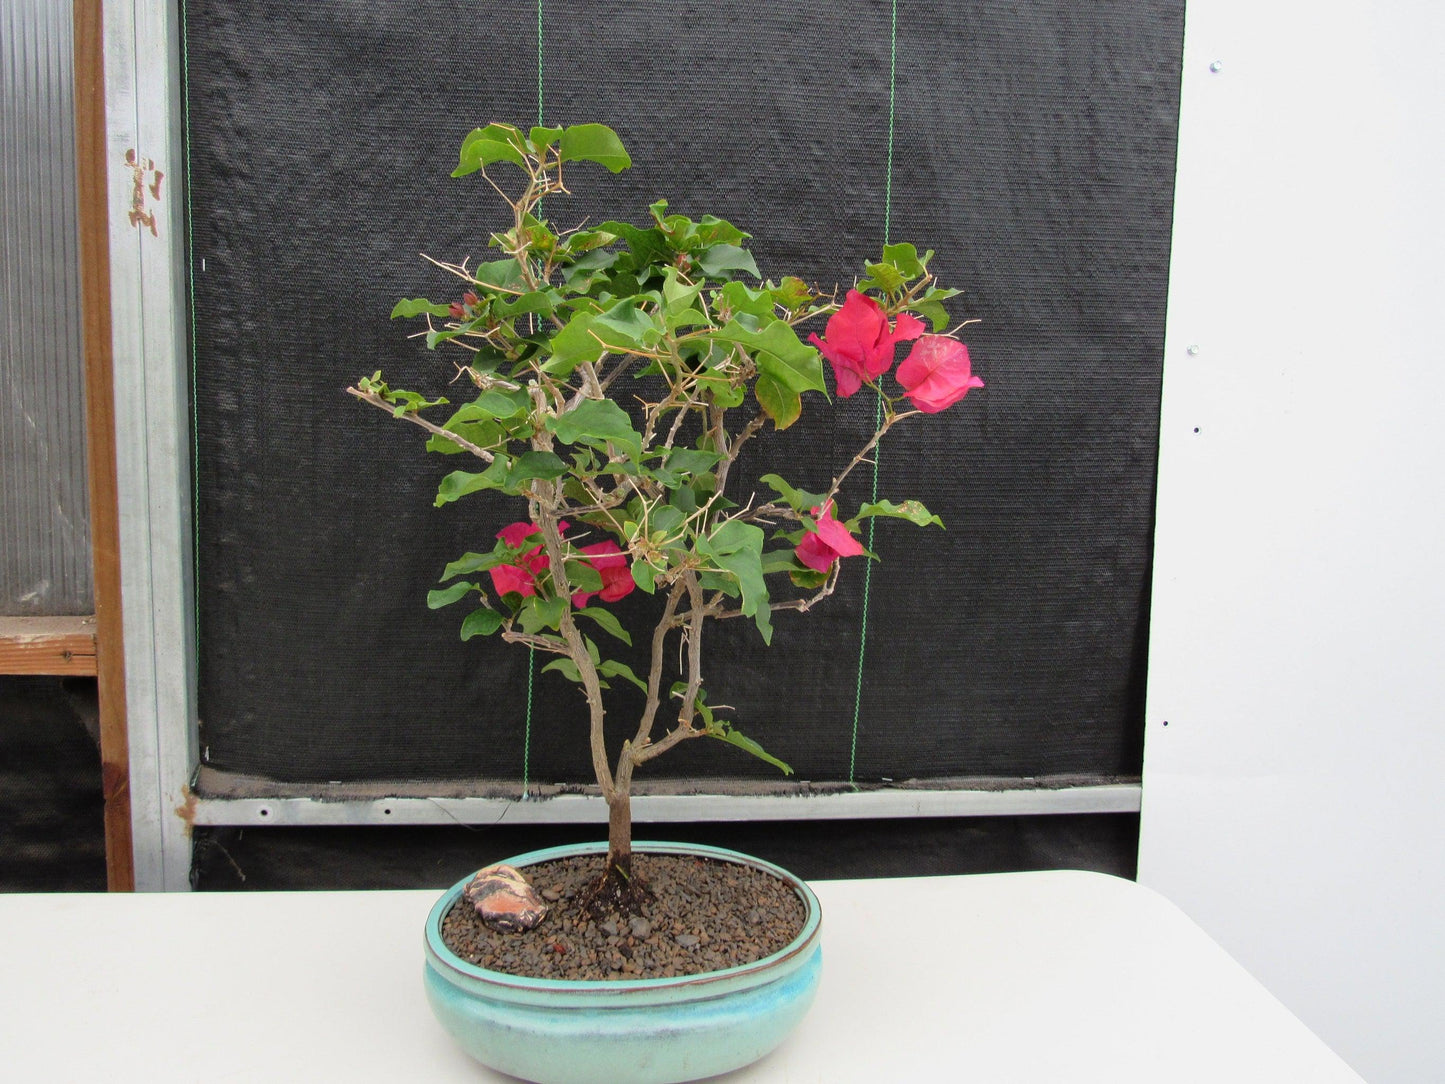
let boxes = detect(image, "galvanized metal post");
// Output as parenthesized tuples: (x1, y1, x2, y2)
(102, 0, 196, 891)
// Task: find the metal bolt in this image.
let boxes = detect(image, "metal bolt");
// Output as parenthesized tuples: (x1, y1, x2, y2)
(1209, 60, 1223, 73)
(1186, 344, 1200, 356)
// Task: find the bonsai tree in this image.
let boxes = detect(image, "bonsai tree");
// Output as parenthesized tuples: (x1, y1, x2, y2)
(350, 123, 983, 912)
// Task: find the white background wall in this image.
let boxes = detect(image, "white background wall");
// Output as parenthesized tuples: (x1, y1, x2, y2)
(1139, 3, 1445, 1082)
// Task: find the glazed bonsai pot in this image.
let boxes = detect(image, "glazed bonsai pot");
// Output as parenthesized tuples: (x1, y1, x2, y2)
(423, 840, 822, 1084)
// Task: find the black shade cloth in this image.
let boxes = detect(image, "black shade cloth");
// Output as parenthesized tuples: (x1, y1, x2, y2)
(185, 1, 1182, 785)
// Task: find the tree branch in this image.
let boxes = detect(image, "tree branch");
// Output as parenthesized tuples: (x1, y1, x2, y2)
(823, 404, 922, 508)
(347, 387, 496, 462)
(536, 486, 615, 798)
(499, 629, 571, 655)
(709, 562, 841, 621)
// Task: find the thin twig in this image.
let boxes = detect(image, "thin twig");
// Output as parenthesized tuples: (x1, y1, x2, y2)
(347, 387, 497, 463)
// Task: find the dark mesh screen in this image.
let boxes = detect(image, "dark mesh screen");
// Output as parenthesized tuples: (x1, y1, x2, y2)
(185, 0, 1182, 786)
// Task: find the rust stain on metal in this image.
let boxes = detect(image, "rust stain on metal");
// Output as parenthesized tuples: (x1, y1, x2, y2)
(124, 149, 163, 237)
(175, 785, 198, 836)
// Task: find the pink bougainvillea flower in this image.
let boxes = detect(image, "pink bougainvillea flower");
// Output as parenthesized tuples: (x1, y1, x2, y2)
(570, 541, 636, 608)
(807, 290, 925, 397)
(795, 501, 867, 572)
(895, 335, 984, 413)
(489, 521, 569, 598)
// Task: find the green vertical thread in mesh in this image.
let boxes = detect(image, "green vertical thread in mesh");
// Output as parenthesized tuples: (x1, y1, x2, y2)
(849, 0, 900, 785)
(522, 0, 544, 795)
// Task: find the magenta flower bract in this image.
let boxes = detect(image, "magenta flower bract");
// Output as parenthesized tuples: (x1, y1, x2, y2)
(807, 290, 925, 397)
(895, 335, 984, 413)
(571, 541, 636, 608)
(795, 501, 867, 572)
(489, 520, 569, 598)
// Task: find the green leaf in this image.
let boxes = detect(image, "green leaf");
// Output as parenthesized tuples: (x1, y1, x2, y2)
(598, 658, 649, 694)
(697, 244, 760, 279)
(881, 242, 925, 278)
(721, 550, 771, 643)
(425, 327, 466, 350)
(508, 450, 569, 487)
(427, 581, 476, 609)
(424, 403, 506, 455)
(575, 606, 632, 646)
(696, 525, 771, 644)
(492, 290, 558, 319)
(593, 303, 662, 348)
(528, 125, 565, 152)
(565, 559, 604, 595)
(691, 214, 748, 248)
(662, 268, 704, 313)
(559, 124, 631, 172)
(541, 658, 583, 683)
(434, 456, 510, 506)
(707, 721, 793, 775)
(390, 298, 453, 319)
(768, 276, 812, 312)
(459, 608, 503, 640)
(914, 300, 951, 332)
(663, 448, 722, 475)
(713, 281, 774, 320)
(363, 376, 447, 415)
(546, 311, 606, 372)
(454, 124, 528, 177)
(760, 549, 803, 575)
(760, 473, 828, 513)
(441, 548, 516, 580)
(855, 499, 945, 529)
(594, 220, 669, 268)
(709, 321, 825, 394)
(549, 398, 643, 461)
(861, 261, 907, 294)
(668, 485, 698, 516)
(789, 567, 830, 589)
(472, 258, 527, 292)
(754, 372, 802, 430)
(632, 559, 657, 594)
(546, 303, 659, 374)
(704, 520, 765, 556)
(464, 389, 530, 419)
(648, 505, 687, 538)
(519, 596, 567, 634)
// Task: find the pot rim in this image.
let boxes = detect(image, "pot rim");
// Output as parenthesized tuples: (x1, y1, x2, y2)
(425, 839, 821, 996)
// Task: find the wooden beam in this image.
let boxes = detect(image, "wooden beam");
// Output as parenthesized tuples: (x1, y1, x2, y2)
(0, 616, 98, 675)
(74, 0, 135, 893)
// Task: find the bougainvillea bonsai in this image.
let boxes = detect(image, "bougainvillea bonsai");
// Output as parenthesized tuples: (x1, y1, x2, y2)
(350, 123, 982, 913)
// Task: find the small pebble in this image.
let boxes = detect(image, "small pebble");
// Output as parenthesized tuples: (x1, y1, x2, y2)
(675, 933, 700, 948)
(628, 917, 653, 938)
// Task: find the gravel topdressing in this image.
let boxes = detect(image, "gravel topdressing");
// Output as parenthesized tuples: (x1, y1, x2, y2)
(439, 852, 809, 981)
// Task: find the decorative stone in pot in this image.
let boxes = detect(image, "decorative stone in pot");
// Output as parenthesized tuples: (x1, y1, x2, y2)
(423, 840, 822, 1084)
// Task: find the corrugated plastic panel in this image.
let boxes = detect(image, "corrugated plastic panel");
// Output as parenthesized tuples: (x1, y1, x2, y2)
(0, 0, 91, 615)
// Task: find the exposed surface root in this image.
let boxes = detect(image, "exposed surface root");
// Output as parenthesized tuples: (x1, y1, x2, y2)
(578, 857, 654, 918)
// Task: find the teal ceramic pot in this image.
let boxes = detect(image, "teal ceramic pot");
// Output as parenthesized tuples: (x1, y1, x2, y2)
(423, 840, 822, 1084)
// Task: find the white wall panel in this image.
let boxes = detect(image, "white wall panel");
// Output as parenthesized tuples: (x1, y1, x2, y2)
(1140, 3, 1445, 1081)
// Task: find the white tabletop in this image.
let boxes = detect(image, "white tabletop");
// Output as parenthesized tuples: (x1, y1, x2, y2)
(0, 870, 1363, 1082)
